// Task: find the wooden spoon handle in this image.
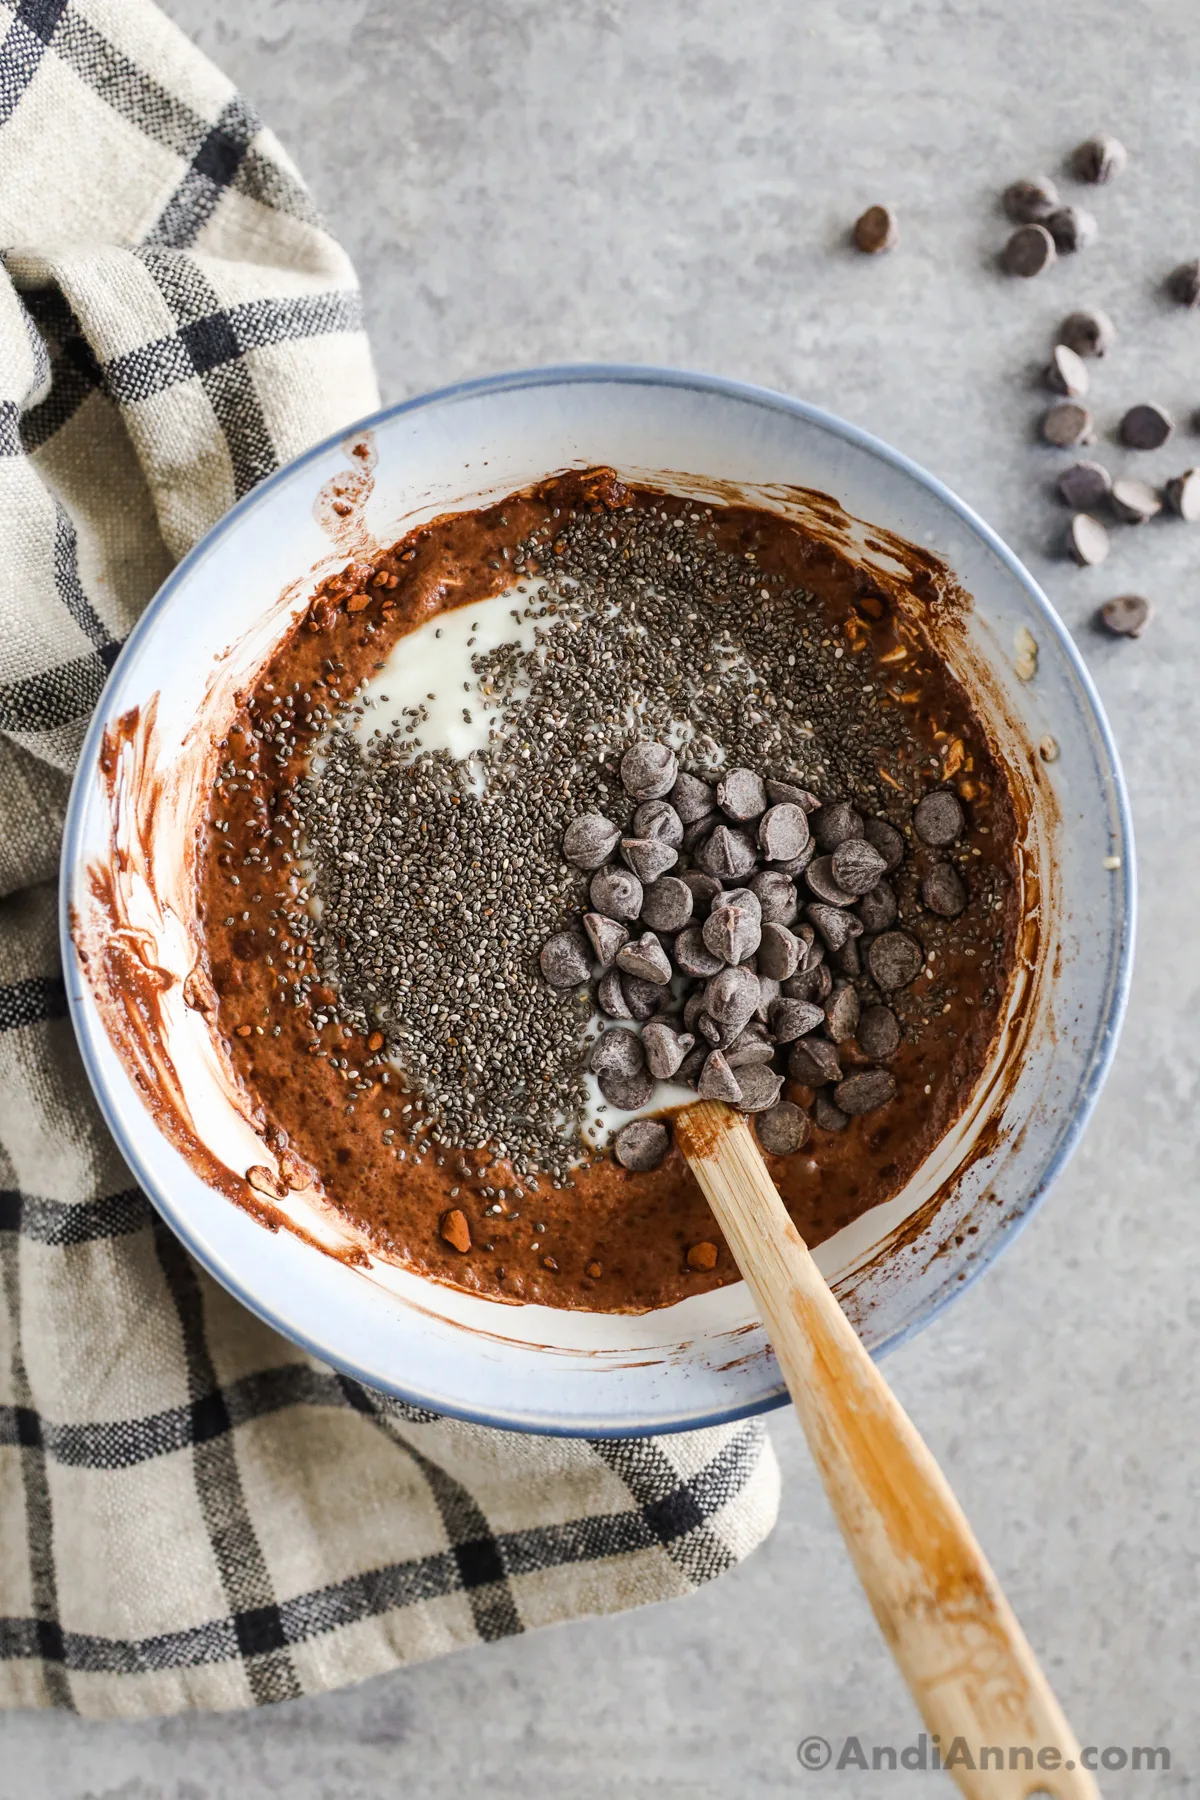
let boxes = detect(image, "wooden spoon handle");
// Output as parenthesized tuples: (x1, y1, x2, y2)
(677, 1102, 1099, 1800)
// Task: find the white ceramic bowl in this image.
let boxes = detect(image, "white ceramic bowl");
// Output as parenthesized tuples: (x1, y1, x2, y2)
(61, 366, 1133, 1436)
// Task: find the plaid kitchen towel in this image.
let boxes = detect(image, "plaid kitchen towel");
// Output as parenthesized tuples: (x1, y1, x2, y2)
(0, 0, 778, 1718)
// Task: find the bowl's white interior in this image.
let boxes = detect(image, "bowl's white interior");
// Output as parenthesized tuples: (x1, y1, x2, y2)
(63, 370, 1130, 1434)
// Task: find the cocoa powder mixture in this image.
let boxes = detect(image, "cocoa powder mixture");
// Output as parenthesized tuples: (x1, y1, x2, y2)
(198, 471, 1018, 1312)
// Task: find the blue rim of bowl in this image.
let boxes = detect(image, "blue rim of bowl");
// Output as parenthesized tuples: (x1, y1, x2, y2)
(59, 363, 1136, 1437)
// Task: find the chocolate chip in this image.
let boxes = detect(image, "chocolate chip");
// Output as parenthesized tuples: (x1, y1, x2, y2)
(862, 816, 905, 873)
(867, 930, 924, 990)
(913, 790, 964, 847)
(782, 962, 833, 1005)
(641, 876, 694, 933)
(787, 1035, 842, 1085)
(583, 912, 629, 972)
(1003, 223, 1056, 277)
(1058, 308, 1116, 358)
(710, 884, 762, 922)
(921, 862, 967, 918)
(749, 869, 799, 924)
(677, 1044, 707, 1087)
(598, 968, 632, 1018)
(856, 880, 898, 933)
(725, 1025, 777, 1068)
(702, 896, 761, 966)
(633, 799, 684, 848)
(833, 934, 862, 978)
(1068, 513, 1110, 566)
(754, 973, 780, 1023)
(563, 812, 621, 869)
(698, 1050, 742, 1103)
(830, 838, 888, 897)
(768, 840, 816, 878)
(1043, 402, 1093, 448)
(590, 866, 643, 921)
(598, 1066, 655, 1109)
(679, 869, 722, 918)
(857, 1004, 901, 1060)
(1045, 206, 1097, 253)
(621, 836, 678, 883)
(811, 800, 864, 852)
(766, 779, 821, 811)
(805, 855, 859, 906)
(590, 1029, 645, 1079)
(620, 740, 678, 800)
(614, 1119, 670, 1170)
(1167, 259, 1200, 308)
(770, 997, 825, 1042)
(702, 965, 761, 1041)
(1003, 176, 1058, 223)
(1111, 478, 1162, 525)
(1098, 594, 1152, 638)
(824, 983, 861, 1044)
(805, 902, 863, 951)
(670, 771, 717, 823)
(717, 767, 767, 822)
(835, 1069, 897, 1115)
(694, 823, 758, 880)
(622, 974, 665, 1020)
(812, 1091, 849, 1132)
(696, 1010, 722, 1046)
(1045, 345, 1089, 398)
(1057, 460, 1111, 509)
(1166, 469, 1200, 521)
(755, 1101, 810, 1156)
(539, 931, 591, 988)
(642, 1020, 694, 1081)
(683, 991, 706, 1032)
(757, 802, 810, 863)
(853, 203, 898, 254)
(1071, 134, 1126, 184)
(675, 923, 725, 978)
(735, 1064, 784, 1113)
(757, 921, 801, 980)
(1120, 403, 1173, 451)
(616, 932, 673, 985)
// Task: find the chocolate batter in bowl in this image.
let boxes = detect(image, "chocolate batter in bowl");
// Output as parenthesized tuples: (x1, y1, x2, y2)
(61, 368, 1133, 1434)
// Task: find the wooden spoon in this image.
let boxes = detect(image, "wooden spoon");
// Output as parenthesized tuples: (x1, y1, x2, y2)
(676, 1100, 1099, 1800)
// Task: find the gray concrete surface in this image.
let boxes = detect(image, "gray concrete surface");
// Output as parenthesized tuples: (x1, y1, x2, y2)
(10, 1, 1200, 1794)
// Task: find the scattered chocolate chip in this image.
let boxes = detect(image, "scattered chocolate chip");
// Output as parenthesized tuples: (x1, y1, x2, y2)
(811, 800, 864, 852)
(805, 855, 859, 907)
(717, 767, 767, 821)
(834, 1068, 897, 1116)
(677, 1044, 707, 1086)
(622, 974, 665, 1021)
(703, 965, 761, 1041)
(614, 1118, 670, 1171)
(805, 902, 863, 951)
(1166, 469, 1200, 521)
(1045, 344, 1089, 398)
(563, 812, 620, 869)
(756, 1101, 811, 1156)
(788, 1035, 842, 1086)
(680, 869, 722, 917)
(1058, 308, 1116, 358)
(674, 923, 725, 978)
(670, 771, 717, 823)
(590, 865, 643, 921)
(633, 799, 684, 847)
(833, 934, 862, 978)
(853, 204, 898, 253)
(1043, 401, 1093, 448)
(867, 930, 925, 990)
(1111, 477, 1162, 525)
(583, 912, 629, 971)
(1003, 176, 1058, 224)
(812, 1091, 849, 1132)
(641, 876, 694, 933)
(1167, 259, 1200, 308)
(824, 983, 861, 1044)
(856, 880, 898, 933)
(621, 836, 678, 883)
(681, 815, 715, 854)
(702, 895, 761, 966)
(598, 1065, 655, 1109)
(687, 1240, 719, 1271)
(1121, 403, 1174, 451)
(1098, 594, 1152, 638)
(921, 862, 967, 917)
(857, 1004, 901, 1060)
(830, 837, 888, 897)
(1045, 206, 1097, 253)
(725, 1026, 775, 1070)
(683, 991, 706, 1032)
(862, 816, 905, 873)
(597, 968, 632, 1018)
(766, 779, 821, 811)
(770, 997, 825, 1042)
(696, 1010, 722, 1046)
(1003, 223, 1056, 277)
(440, 1209, 471, 1253)
(757, 802, 810, 862)
(620, 740, 678, 800)
(710, 884, 762, 922)
(782, 962, 833, 1005)
(698, 1049, 743, 1102)
(1068, 512, 1110, 566)
(1071, 134, 1126, 184)
(913, 789, 964, 847)
(749, 869, 799, 924)
(735, 1064, 784, 1112)
(768, 840, 816, 877)
(1057, 460, 1111, 509)
(754, 974, 780, 1023)
(758, 921, 802, 980)
(590, 1029, 645, 1079)
(616, 932, 673, 985)
(694, 823, 758, 880)
(539, 931, 591, 988)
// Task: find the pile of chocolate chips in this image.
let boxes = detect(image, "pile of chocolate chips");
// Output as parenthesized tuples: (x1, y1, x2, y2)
(540, 739, 967, 1171)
